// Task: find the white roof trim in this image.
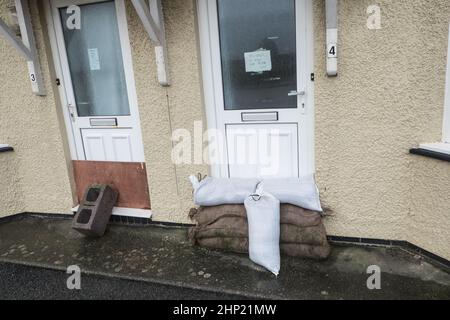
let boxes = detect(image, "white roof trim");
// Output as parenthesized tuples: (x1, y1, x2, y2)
(131, 0, 170, 86)
(0, 0, 45, 95)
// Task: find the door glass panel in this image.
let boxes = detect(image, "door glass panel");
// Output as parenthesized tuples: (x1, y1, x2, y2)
(217, 0, 297, 110)
(60, 1, 130, 117)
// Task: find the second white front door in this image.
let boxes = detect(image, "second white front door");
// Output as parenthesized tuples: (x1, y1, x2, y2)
(51, 0, 145, 162)
(198, 0, 315, 179)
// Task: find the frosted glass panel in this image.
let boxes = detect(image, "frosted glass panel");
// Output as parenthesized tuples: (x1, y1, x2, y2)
(217, 0, 297, 110)
(60, 1, 130, 117)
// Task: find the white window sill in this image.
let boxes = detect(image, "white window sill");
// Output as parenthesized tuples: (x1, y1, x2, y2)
(419, 142, 450, 155)
(410, 142, 450, 162)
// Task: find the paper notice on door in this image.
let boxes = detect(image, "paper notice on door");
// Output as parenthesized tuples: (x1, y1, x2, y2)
(87, 48, 101, 71)
(244, 49, 272, 73)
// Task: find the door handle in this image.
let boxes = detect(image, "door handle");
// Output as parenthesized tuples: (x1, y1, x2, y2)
(288, 91, 307, 114)
(288, 90, 305, 96)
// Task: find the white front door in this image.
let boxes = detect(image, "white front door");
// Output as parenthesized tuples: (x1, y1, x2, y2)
(198, 0, 315, 179)
(50, 0, 145, 162)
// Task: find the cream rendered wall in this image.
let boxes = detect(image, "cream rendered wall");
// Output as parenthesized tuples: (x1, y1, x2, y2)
(0, 0, 448, 260)
(136, 0, 450, 253)
(45, 0, 450, 259)
(313, 0, 450, 259)
(0, 0, 74, 217)
(0, 152, 24, 217)
(410, 158, 450, 260)
(125, 0, 208, 223)
(1, 0, 208, 222)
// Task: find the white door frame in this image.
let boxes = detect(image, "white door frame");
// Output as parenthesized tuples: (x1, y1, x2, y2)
(44, 0, 145, 162)
(197, 0, 315, 178)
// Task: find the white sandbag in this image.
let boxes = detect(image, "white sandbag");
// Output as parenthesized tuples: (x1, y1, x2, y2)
(259, 177, 323, 212)
(244, 190, 280, 276)
(189, 175, 259, 206)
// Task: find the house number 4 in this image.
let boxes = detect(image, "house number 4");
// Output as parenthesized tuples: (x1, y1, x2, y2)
(327, 44, 337, 58)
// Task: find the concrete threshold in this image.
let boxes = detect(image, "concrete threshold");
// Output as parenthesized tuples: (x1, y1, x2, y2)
(0, 214, 449, 300)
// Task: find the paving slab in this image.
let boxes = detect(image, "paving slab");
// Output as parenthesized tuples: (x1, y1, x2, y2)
(0, 214, 449, 300)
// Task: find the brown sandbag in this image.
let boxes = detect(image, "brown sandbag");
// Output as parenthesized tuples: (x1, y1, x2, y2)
(189, 205, 246, 226)
(196, 236, 330, 260)
(190, 204, 321, 228)
(201, 216, 248, 230)
(188, 204, 330, 260)
(280, 223, 327, 246)
(188, 216, 248, 242)
(194, 227, 248, 240)
(281, 243, 331, 260)
(281, 204, 322, 227)
(190, 213, 326, 246)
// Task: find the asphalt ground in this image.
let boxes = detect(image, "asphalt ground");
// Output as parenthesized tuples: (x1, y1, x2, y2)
(0, 262, 246, 300)
(0, 215, 449, 300)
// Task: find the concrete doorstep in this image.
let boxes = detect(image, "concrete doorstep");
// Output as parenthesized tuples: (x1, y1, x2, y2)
(0, 214, 449, 300)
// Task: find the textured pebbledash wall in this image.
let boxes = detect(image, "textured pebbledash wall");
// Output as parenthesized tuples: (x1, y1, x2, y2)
(125, 0, 209, 223)
(313, 0, 450, 259)
(0, 152, 24, 217)
(124, 0, 450, 260)
(0, 0, 74, 217)
(0, 0, 449, 259)
(410, 158, 450, 261)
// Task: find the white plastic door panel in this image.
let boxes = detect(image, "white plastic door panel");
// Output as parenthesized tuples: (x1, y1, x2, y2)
(51, 0, 144, 162)
(226, 124, 299, 178)
(200, 0, 312, 178)
(81, 128, 138, 162)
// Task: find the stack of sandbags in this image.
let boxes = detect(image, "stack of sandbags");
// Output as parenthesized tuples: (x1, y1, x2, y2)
(188, 204, 330, 260)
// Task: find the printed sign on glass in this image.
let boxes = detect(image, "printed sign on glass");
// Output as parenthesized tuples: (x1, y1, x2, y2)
(87, 48, 101, 71)
(244, 49, 272, 73)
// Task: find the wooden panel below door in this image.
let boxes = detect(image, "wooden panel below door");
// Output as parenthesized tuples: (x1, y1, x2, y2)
(73, 161, 151, 209)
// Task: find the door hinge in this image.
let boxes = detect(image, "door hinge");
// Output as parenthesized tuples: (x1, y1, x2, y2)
(56, 78, 61, 86)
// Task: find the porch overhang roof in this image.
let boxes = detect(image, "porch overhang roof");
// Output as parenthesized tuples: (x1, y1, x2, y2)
(0, 0, 339, 91)
(0, 0, 170, 92)
(0, 0, 45, 95)
(131, 0, 170, 86)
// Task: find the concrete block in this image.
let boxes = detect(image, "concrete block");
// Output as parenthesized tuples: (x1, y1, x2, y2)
(72, 185, 118, 237)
